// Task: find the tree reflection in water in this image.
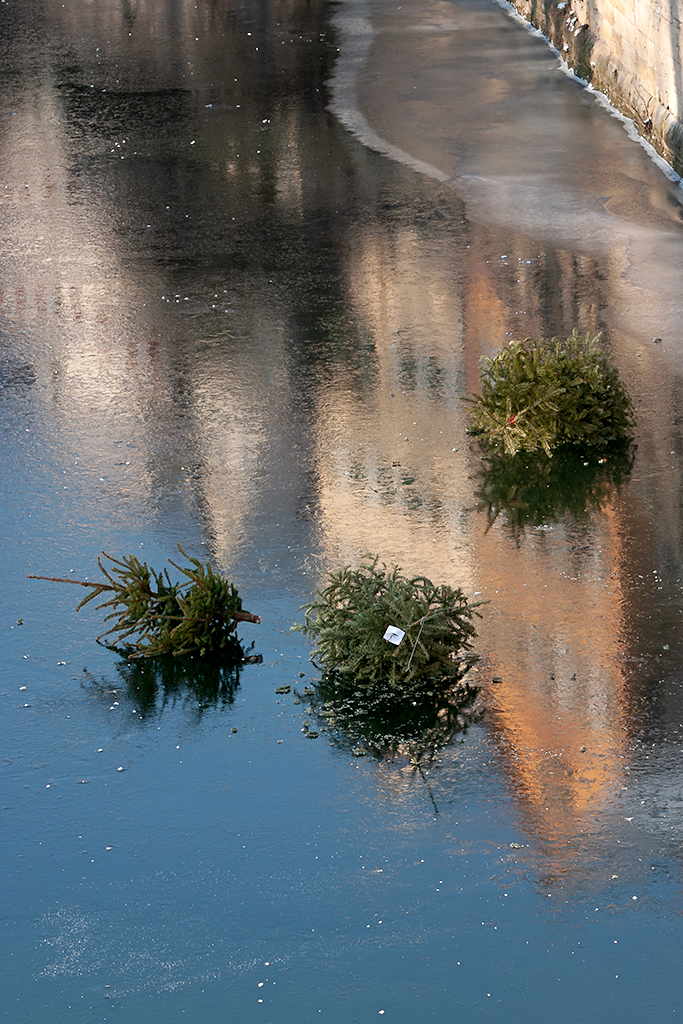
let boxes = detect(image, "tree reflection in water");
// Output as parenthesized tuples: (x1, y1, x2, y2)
(86, 646, 262, 719)
(305, 666, 480, 778)
(474, 440, 636, 541)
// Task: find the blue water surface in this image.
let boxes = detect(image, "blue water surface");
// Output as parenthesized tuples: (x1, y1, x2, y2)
(3, 0, 683, 1020)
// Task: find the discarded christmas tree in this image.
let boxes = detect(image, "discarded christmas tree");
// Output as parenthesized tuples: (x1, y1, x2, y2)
(467, 330, 634, 456)
(28, 546, 260, 658)
(294, 555, 481, 693)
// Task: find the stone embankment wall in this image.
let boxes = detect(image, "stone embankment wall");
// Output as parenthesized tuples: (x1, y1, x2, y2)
(509, 0, 683, 174)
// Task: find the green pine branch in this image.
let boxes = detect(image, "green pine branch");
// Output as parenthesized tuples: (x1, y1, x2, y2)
(28, 545, 260, 658)
(294, 555, 482, 692)
(466, 330, 634, 456)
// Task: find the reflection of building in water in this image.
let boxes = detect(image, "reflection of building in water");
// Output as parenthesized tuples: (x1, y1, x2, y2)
(312, 197, 475, 583)
(306, 193, 639, 874)
(0, 44, 170, 517)
(7, 0, 683, 880)
(0, 0, 341, 545)
(476, 508, 628, 864)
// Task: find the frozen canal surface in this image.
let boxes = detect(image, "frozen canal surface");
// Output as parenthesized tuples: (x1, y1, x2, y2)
(3, 0, 683, 1020)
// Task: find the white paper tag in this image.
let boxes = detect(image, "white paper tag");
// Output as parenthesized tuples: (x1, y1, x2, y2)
(383, 625, 405, 646)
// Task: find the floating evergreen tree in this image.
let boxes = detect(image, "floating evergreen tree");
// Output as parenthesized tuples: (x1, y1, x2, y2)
(28, 546, 260, 658)
(467, 330, 634, 456)
(294, 555, 481, 692)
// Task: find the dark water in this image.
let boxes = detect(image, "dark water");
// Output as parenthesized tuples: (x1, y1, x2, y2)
(3, 0, 683, 1020)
